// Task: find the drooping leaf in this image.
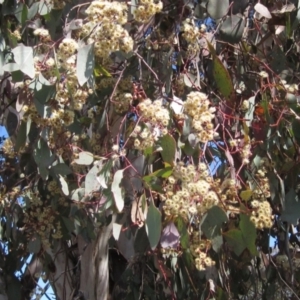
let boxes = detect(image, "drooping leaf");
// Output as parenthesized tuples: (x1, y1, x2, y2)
(85, 164, 102, 195)
(51, 163, 72, 176)
(28, 235, 41, 253)
(77, 43, 95, 86)
(71, 188, 85, 201)
(113, 223, 122, 241)
(207, 0, 229, 19)
(7, 276, 22, 300)
(239, 214, 257, 256)
(219, 15, 245, 44)
(12, 44, 35, 78)
(33, 138, 53, 166)
(59, 175, 69, 196)
(206, 40, 234, 103)
(292, 119, 300, 145)
(254, 3, 272, 19)
(111, 169, 125, 212)
(201, 206, 228, 239)
(175, 217, 189, 249)
(224, 214, 257, 256)
(159, 134, 176, 165)
(15, 121, 27, 152)
(39, 0, 52, 15)
(281, 189, 300, 224)
(5, 106, 19, 136)
(74, 151, 94, 165)
(146, 202, 161, 250)
(223, 229, 245, 256)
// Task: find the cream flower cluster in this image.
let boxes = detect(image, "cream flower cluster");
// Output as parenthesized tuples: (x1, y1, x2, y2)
(33, 28, 51, 42)
(131, 98, 169, 150)
(163, 162, 219, 218)
(86, 1, 127, 24)
(131, 125, 156, 150)
(83, 1, 133, 58)
(184, 92, 216, 143)
(114, 92, 133, 114)
(250, 200, 273, 229)
(134, 0, 163, 23)
(249, 168, 273, 229)
(190, 232, 215, 271)
(137, 98, 170, 127)
(181, 19, 199, 43)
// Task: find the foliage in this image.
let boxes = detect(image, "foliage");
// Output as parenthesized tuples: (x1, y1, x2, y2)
(0, 0, 300, 299)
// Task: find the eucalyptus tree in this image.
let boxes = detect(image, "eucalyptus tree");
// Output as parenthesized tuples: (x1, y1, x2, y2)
(0, 0, 300, 299)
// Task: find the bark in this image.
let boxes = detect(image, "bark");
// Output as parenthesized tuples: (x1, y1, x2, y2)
(78, 214, 116, 300)
(47, 242, 74, 300)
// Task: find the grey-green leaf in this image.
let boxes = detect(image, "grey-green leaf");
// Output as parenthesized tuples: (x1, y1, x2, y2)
(219, 15, 245, 44)
(74, 151, 94, 165)
(281, 189, 300, 224)
(207, 0, 229, 19)
(201, 206, 228, 239)
(12, 44, 35, 78)
(146, 202, 162, 250)
(59, 175, 69, 196)
(77, 43, 95, 86)
(112, 169, 125, 212)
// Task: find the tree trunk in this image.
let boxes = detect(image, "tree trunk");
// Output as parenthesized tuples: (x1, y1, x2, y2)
(79, 214, 116, 300)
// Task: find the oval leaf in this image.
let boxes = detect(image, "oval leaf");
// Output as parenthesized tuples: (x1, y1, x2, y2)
(77, 43, 95, 86)
(74, 151, 94, 165)
(254, 3, 272, 19)
(59, 175, 69, 196)
(146, 202, 162, 250)
(207, 0, 229, 19)
(112, 169, 125, 212)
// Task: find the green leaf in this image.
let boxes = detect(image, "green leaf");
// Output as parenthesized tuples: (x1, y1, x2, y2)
(85, 164, 101, 195)
(61, 216, 75, 233)
(281, 189, 300, 224)
(219, 15, 245, 44)
(77, 43, 95, 86)
(39, 0, 52, 15)
(224, 214, 257, 256)
(12, 44, 35, 78)
(146, 202, 162, 250)
(28, 235, 41, 253)
(112, 169, 125, 212)
(0, 51, 4, 76)
(74, 151, 94, 165)
(223, 229, 245, 256)
(201, 206, 228, 239)
(239, 214, 257, 256)
(3, 63, 20, 73)
(71, 188, 85, 201)
(207, 0, 229, 19)
(212, 235, 223, 253)
(292, 119, 300, 145)
(175, 217, 189, 249)
(33, 74, 56, 104)
(7, 276, 21, 300)
(159, 134, 176, 166)
(59, 175, 69, 196)
(14, 3, 28, 26)
(15, 121, 27, 151)
(143, 166, 173, 183)
(94, 64, 112, 77)
(51, 163, 72, 176)
(28, 2, 40, 19)
(207, 40, 234, 102)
